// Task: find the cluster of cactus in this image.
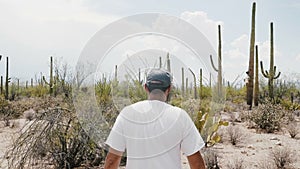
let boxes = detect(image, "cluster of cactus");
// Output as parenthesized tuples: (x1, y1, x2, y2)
(180, 67, 200, 99)
(260, 22, 281, 100)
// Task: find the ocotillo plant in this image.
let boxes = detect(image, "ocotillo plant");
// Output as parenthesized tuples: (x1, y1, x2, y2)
(246, 2, 256, 109)
(43, 56, 55, 96)
(5, 57, 10, 100)
(188, 68, 198, 99)
(210, 25, 223, 98)
(181, 67, 185, 96)
(254, 45, 259, 106)
(260, 22, 281, 100)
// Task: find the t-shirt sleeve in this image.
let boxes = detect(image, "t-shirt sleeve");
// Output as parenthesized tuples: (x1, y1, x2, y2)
(180, 110, 205, 156)
(105, 115, 126, 152)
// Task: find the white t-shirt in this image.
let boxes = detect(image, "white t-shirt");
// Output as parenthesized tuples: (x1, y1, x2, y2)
(105, 100, 205, 169)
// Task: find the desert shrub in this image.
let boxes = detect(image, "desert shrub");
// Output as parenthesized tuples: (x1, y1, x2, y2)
(128, 80, 147, 103)
(227, 125, 244, 145)
(203, 149, 220, 169)
(181, 99, 200, 119)
(226, 158, 244, 169)
(6, 105, 105, 169)
(24, 109, 35, 121)
(95, 77, 113, 108)
(286, 122, 299, 138)
(199, 86, 212, 99)
(271, 147, 295, 169)
(249, 100, 289, 133)
(280, 99, 300, 113)
(257, 161, 276, 169)
(0, 96, 19, 126)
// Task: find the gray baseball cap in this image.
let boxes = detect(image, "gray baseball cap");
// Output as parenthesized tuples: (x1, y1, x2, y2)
(146, 69, 172, 87)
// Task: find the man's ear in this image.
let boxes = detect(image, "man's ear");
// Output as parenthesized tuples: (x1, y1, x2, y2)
(144, 84, 149, 92)
(165, 86, 171, 94)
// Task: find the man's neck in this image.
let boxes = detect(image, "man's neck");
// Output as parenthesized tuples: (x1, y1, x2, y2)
(148, 90, 167, 102)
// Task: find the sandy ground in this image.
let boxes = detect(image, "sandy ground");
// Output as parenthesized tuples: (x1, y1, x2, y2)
(1, 115, 299, 169)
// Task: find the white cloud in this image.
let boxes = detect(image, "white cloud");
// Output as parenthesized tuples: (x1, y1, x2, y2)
(180, 11, 223, 51)
(296, 53, 300, 61)
(0, 0, 119, 80)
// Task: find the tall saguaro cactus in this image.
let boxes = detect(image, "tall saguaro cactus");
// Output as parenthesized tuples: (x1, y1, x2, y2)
(159, 56, 162, 68)
(166, 53, 171, 73)
(181, 67, 185, 96)
(43, 56, 55, 96)
(260, 22, 281, 100)
(114, 65, 118, 81)
(199, 68, 203, 99)
(0, 76, 3, 95)
(254, 45, 259, 106)
(210, 25, 223, 97)
(188, 68, 198, 99)
(246, 2, 256, 109)
(5, 57, 10, 100)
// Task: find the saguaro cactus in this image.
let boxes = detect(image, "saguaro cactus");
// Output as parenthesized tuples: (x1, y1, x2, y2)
(181, 67, 185, 96)
(166, 53, 171, 73)
(210, 25, 223, 97)
(0, 76, 3, 95)
(43, 56, 55, 96)
(114, 65, 118, 81)
(159, 56, 162, 68)
(185, 78, 188, 97)
(260, 22, 281, 100)
(246, 2, 256, 109)
(199, 68, 203, 99)
(254, 45, 259, 106)
(188, 68, 198, 99)
(5, 57, 10, 100)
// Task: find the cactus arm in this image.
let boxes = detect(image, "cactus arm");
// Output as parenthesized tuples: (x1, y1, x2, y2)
(42, 76, 50, 85)
(188, 68, 198, 99)
(265, 70, 269, 77)
(260, 61, 268, 78)
(274, 71, 281, 79)
(210, 55, 218, 72)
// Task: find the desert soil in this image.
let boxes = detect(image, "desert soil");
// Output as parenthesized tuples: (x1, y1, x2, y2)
(1, 113, 300, 169)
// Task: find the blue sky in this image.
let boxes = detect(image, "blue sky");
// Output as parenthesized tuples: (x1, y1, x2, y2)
(0, 0, 299, 84)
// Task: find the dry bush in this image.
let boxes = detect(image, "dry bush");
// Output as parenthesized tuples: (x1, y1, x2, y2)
(0, 97, 18, 127)
(226, 158, 244, 169)
(203, 149, 220, 169)
(286, 122, 299, 138)
(227, 125, 244, 146)
(249, 100, 288, 133)
(257, 160, 276, 169)
(271, 147, 295, 169)
(6, 102, 106, 169)
(24, 109, 35, 121)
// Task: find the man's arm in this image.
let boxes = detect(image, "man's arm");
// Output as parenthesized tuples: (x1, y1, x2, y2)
(104, 148, 123, 169)
(187, 151, 206, 169)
